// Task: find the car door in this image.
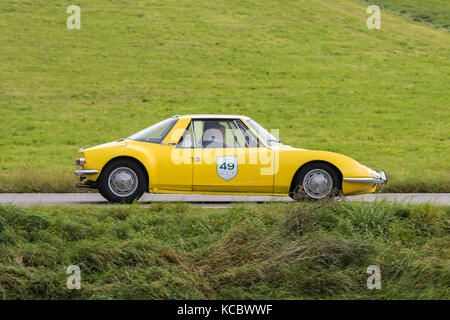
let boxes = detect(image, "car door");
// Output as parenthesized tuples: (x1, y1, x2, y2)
(191, 119, 274, 193)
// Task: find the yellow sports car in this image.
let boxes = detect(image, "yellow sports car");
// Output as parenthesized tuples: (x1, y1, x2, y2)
(74, 115, 387, 203)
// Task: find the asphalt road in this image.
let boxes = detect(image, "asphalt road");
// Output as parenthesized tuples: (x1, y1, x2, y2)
(0, 193, 448, 207)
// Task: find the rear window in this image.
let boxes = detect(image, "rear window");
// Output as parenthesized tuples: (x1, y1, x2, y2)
(129, 118, 178, 143)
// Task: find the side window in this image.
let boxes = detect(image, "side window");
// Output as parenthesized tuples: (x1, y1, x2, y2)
(235, 120, 262, 147)
(192, 120, 204, 147)
(229, 122, 246, 147)
(224, 121, 244, 147)
(196, 120, 242, 148)
(177, 122, 195, 148)
(201, 120, 228, 148)
(178, 119, 262, 148)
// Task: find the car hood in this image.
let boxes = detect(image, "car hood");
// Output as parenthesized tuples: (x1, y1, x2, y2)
(271, 144, 307, 151)
(83, 139, 128, 151)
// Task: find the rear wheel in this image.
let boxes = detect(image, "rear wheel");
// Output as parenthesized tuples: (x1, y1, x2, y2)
(98, 159, 147, 203)
(290, 163, 341, 201)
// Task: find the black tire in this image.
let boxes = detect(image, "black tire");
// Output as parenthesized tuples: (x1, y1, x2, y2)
(289, 163, 341, 201)
(97, 159, 147, 203)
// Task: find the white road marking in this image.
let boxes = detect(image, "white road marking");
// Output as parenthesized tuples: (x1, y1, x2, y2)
(0, 193, 448, 207)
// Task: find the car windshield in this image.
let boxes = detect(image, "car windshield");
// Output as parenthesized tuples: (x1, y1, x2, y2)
(246, 119, 281, 146)
(129, 117, 178, 143)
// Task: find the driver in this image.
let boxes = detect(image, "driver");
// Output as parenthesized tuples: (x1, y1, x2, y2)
(202, 121, 228, 148)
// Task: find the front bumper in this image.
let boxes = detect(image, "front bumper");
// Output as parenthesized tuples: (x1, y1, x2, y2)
(73, 170, 99, 176)
(73, 170, 99, 189)
(74, 153, 99, 189)
(343, 170, 387, 185)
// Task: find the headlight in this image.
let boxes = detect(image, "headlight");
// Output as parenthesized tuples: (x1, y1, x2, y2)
(75, 158, 86, 166)
(364, 166, 380, 178)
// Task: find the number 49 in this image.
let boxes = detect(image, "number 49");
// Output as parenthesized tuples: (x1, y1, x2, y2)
(219, 162, 235, 170)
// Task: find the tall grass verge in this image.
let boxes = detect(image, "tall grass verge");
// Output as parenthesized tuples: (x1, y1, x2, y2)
(0, 201, 448, 299)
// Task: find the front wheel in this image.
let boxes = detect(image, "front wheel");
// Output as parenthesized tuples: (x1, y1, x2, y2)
(98, 159, 147, 203)
(290, 163, 341, 201)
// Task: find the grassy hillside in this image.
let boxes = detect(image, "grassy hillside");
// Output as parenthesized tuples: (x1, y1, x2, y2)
(0, 0, 449, 192)
(360, 0, 450, 30)
(0, 202, 448, 299)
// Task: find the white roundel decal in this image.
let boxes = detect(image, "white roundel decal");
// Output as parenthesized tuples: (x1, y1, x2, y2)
(217, 156, 238, 181)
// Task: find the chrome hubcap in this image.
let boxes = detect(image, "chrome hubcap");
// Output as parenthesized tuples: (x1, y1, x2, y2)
(108, 167, 138, 197)
(303, 169, 333, 199)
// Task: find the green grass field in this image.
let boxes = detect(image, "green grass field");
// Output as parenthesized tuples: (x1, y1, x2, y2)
(0, 202, 448, 299)
(360, 0, 450, 30)
(0, 0, 449, 192)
